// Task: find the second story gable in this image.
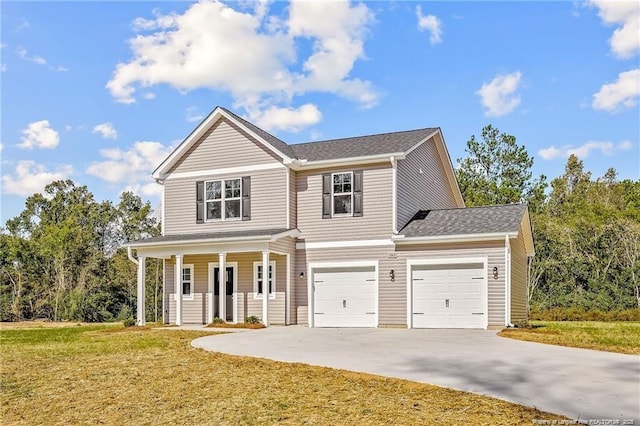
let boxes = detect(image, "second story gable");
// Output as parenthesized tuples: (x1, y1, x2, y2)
(152, 106, 464, 240)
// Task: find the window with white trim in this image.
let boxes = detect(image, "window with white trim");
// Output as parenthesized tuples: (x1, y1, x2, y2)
(253, 261, 276, 299)
(332, 172, 353, 215)
(181, 264, 194, 299)
(205, 178, 241, 220)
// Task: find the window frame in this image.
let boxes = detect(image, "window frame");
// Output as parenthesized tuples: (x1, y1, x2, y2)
(180, 264, 194, 300)
(331, 171, 354, 217)
(253, 261, 276, 299)
(204, 178, 242, 221)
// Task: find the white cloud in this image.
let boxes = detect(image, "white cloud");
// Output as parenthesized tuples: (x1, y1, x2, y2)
(246, 103, 322, 132)
(92, 122, 118, 139)
(186, 107, 204, 123)
(16, 46, 46, 65)
(142, 92, 156, 100)
(1, 64, 6, 72)
(86, 141, 173, 184)
(416, 6, 442, 45)
(1, 161, 73, 196)
(18, 120, 60, 149)
(538, 140, 633, 160)
(592, 68, 640, 112)
(476, 71, 523, 117)
(107, 0, 377, 132)
(590, 0, 640, 59)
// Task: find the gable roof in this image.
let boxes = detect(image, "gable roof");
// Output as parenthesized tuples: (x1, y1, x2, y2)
(290, 128, 438, 162)
(397, 204, 534, 255)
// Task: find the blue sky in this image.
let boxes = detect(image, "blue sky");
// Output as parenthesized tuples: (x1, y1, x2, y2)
(1, 0, 639, 224)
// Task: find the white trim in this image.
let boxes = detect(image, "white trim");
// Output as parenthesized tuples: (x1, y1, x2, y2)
(391, 156, 398, 234)
(286, 167, 290, 228)
(406, 257, 489, 329)
(290, 153, 405, 170)
(296, 239, 394, 250)
(153, 107, 292, 179)
(285, 253, 291, 325)
(393, 232, 518, 245)
(505, 235, 512, 326)
(130, 229, 299, 250)
(208, 262, 238, 323)
(253, 260, 276, 299)
(331, 171, 354, 217)
(165, 162, 285, 181)
(160, 182, 165, 235)
(308, 260, 379, 328)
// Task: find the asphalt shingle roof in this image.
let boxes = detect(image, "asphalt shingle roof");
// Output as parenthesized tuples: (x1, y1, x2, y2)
(131, 228, 293, 245)
(290, 128, 439, 162)
(221, 107, 438, 162)
(399, 204, 527, 238)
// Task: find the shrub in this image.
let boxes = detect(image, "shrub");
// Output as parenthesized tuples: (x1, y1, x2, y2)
(529, 307, 640, 322)
(245, 315, 261, 325)
(122, 318, 136, 327)
(212, 317, 225, 324)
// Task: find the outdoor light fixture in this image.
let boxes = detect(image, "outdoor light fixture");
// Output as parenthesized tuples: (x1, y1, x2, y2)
(493, 266, 499, 280)
(389, 269, 395, 282)
(299, 272, 305, 279)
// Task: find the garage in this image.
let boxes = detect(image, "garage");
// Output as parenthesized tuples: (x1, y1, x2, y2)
(312, 265, 377, 327)
(411, 262, 487, 329)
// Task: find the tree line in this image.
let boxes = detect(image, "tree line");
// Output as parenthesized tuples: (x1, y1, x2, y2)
(0, 180, 161, 322)
(1, 127, 638, 322)
(456, 125, 639, 314)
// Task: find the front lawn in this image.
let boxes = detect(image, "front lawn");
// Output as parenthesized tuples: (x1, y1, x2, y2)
(0, 323, 564, 425)
(499, 321, 640, 354)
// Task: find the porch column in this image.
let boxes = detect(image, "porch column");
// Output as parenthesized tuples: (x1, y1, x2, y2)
(206, 260, 214, 324)
(262, 250, 269, 326)
(136, 256, 146, 326)
(219, 253, 226, 321)
(175, 254, 183, 326)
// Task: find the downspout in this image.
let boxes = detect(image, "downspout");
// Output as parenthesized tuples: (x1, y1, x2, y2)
(127, 246, 138, 266)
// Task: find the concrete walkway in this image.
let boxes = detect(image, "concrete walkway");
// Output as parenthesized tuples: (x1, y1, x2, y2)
(192, 326, 640, 421)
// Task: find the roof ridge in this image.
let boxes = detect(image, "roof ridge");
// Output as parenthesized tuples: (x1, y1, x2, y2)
(427, 203, 527, 212)
(293, 127, 438, 147)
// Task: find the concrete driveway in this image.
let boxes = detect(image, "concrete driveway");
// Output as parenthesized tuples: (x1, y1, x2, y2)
(192, 326, 640, 421)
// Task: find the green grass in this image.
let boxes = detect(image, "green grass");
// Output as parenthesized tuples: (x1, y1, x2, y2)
(0, 323, 565, 425)
(499, 321, 640, 354)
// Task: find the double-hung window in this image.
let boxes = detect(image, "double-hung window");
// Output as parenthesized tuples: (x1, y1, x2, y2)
(332, 172, 353, 215)
(205, 178, 241, 220)
(253, 261, 276, 299)
(181, 264, 194, 299)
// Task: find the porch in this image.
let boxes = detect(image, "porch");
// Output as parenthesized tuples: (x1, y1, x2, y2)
(127, 228, 298, 327)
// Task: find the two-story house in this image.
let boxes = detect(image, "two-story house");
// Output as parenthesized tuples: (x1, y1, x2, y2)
(127, 106, 534, 329)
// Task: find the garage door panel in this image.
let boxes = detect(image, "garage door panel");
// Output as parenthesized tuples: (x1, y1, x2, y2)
(412, 264, 486, 329)
(313, 266, 376, 328)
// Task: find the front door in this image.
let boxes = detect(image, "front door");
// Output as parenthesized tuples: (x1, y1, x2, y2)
(214, 267, 234, 322)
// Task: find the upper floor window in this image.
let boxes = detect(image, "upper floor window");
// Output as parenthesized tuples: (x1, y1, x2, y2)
(332, 172, 353, 215)
(205, 178, 241, 220)
(322, 170, 363, 219)
(196, 176, 250, 224)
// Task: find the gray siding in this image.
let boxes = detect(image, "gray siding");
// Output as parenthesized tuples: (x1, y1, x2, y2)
(169, 119, 280, 174)
(397, 242, 507, 327)
(510, 231, 528, 322)
(296, 163, 393, 242)
(289, 169, 297, 229)
(164, 168, 287, 235)
(396, 136, 459, 230)
(165, 253, 287, 325)
(269, 237, 296, 324)
(295, 242, 506, 327)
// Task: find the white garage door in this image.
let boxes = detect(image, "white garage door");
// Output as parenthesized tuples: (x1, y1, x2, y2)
(412, 263, 486, 329)
(313, 266, 377, 327)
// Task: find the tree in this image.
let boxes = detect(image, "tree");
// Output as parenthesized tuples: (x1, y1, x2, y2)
(456, 125, 547, 209)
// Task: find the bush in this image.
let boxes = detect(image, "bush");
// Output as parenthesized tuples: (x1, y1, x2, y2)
(245, 315, 261, 325)
(122, 317, 136, 327)
(212, 317, 225, 324)
(530, 307, 640, 322)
